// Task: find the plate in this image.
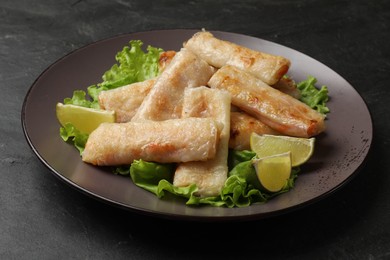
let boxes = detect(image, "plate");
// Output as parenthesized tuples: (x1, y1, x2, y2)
(22, 29, 373, 221)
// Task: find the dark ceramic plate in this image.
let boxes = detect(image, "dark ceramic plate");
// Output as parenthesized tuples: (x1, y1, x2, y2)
(22, 29, 372, 221)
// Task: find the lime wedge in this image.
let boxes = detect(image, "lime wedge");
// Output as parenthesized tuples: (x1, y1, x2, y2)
(56, 103, 115, 134)
(250, 133, 315, 167)
(253, 152, 292, 193)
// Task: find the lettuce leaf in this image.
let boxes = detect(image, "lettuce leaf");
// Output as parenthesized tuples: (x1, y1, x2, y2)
(129, 160, 174, 195)
(297, 76, 330, 114)
(63, 40, 163, 108)
(63, 89, 100, 109)
(59, 123, 89, 155)
(228, 149, 256, 170)
(128, 151, 299, 208)
(100, 40, 163, 89)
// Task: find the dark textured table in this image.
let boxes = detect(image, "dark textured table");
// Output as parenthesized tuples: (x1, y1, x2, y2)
(1, 0, 389, 259)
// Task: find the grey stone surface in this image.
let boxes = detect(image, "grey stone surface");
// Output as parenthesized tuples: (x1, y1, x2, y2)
(1, 0, 389, 259)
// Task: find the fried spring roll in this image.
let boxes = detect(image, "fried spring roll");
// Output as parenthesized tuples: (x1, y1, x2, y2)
(131, 48, 215, 121)
(208, 65, 325, 137)
(98, 79, 155, 123)
(183, 31, 290, 85)
(272, 76, 301, 99)
(229, 111, 280, 150)
(158, 50, 176, 72)
(97, 51, 178, 123)
(82, 118, 219, 166)
(173, 87, 231, 197)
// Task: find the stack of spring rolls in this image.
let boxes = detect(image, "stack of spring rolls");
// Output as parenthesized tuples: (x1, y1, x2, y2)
(82, 31, 326, 197)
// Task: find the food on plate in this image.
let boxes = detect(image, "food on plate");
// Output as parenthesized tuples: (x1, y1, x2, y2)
(57, 30, 330, 207)
(97, 40, 162, 91)
(158, 50, 176, 71)
(250, 133, 315, 167)
(56, 102, 115, 134)
(183, 31, 290, 85)
(272, 76, 301, 99)
(131, 48, 215, 121)
(173, 87, 231, 197)
(252, 152, 292, 193)
(98, 78, 155, 123)
(159, 49, 300, 99)
(297, 76, 329, 114)
(229, 111, 280, 150)
(82, 117, 219, 166)
(208, 65, 326, 137)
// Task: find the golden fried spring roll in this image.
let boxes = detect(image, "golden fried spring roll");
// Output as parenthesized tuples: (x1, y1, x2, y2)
(173, 87, 231, 197)
(272, 76, 301, 99)
(183, 31, 290, 85)
(158, 50, 176, 72)
(208, 65, 325, 137)
(97, 51, 178, 123)
(98, 79, 155, 123)
(229, 111, 280, 150)
(131, 48, 215, 121)
(82, 118, 219, 166)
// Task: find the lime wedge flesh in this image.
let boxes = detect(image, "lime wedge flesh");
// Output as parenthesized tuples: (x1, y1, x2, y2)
(56, 103, 115, 134)
(250, 133, 315, 167)
(253, 152, 292, 193)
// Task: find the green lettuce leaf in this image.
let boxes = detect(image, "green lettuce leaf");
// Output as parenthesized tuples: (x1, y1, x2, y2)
(128, 154, 299, 208)
(100, 40, 163, 89)
(228, 149, 256, 170)
(63, 90, 96, 108)
(59, 123, 89, 155)
(63, 40, 163, 108)
(112, 165, 131, 176)
(297, 76, 330, 114)
(229, 160, 262, 190)
(129, 160, 174, 195)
